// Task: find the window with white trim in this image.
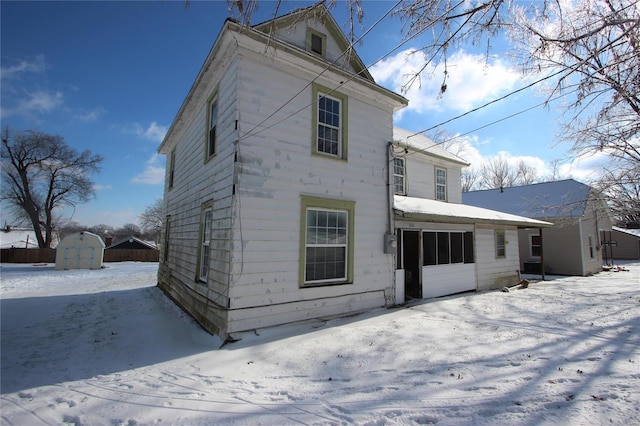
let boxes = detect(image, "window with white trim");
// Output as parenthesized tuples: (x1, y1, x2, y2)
(393, 157, 406, 195)
(163, 216, 171, 263)
(422, 231, 474, 266)
(495, 229, 506, 258)
(530, 234, 542, 258)
(199, 208, 213, 281)
(169, 148, 176, 189)
(436, 167, 447, 201)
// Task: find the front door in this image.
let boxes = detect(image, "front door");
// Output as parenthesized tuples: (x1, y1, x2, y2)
(401, 230, 421, 299)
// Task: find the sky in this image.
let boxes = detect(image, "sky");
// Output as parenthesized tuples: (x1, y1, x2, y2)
(1, 261, 638, 424)
(0, 0, 609, 228)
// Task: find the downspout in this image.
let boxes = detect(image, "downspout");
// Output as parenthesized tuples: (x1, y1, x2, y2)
(386, 142, 395, 236)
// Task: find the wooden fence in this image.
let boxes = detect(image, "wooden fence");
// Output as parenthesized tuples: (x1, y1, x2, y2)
(0, 248, 159, 264)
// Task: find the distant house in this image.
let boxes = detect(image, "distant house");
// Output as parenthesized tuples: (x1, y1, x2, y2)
(106, 236, 158, 250)
(157, 4, 550, 340)
(602, 227, 640, 261)
(463, 179, 613, 276)
(0, 226, 59, 249)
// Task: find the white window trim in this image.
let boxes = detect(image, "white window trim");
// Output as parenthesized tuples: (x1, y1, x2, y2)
(495, 229, 506, 258)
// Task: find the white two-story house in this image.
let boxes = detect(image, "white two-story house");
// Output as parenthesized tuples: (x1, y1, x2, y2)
(158, 4, 550, 340)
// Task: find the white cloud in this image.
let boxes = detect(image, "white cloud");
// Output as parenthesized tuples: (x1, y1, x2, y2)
(0, 55, 46, 79)
(93, 184, 113, 191)
(372, 49, 523, 115)
(126, 121, 168, 143)
(1, 90, 64, 118)
(74, 107, 106, 122)
(131, 154, 165, 185)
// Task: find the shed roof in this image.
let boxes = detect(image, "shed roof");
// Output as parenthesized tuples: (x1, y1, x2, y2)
(612, 226, 640, 238)
(462, 179, 593, 220)
(107, 236, 158, 250)
(394, 195, 552, 228)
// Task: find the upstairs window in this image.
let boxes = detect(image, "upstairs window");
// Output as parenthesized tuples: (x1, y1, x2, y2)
(312, 84, 348, 160)
(207, 95, 218, 159)
(318, 94, 341, 156)
(393, 158, 406, 195)
(168, 148, 176, 189)
(307, 29, 326, 58)
(436, 167, 447, 201)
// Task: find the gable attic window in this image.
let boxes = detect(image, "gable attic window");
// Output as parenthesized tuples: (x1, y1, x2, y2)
(206, 92, 218, 160)
(312, 83, 348, 160)
(307, 29, 326, 58)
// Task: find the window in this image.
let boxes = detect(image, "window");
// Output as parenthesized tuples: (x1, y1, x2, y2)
(530, 234, 542, 257)
(312, 84, 348, 160)
(495, 230, 506, 258)
(300, 196, 355, 286)
(198, 207, 213, 282)
(422, 231, 474, 266)
(464, 231, 474, 263)
(589, 236, 594, 258)
(207, 96, 218, 159)
(393, 157, 406, 194)
(169, 148, 176, 189)
(306, 29, 326, 58)
(163, 216, 171, 263)
(436, 168, 447, 201)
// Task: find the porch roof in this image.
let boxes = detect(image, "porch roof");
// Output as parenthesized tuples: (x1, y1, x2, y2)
(394, 195, 553, 228)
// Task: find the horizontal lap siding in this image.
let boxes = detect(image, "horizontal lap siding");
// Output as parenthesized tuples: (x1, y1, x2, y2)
(226, 52, 394, 332)
(158, 54, 238, 336)
(422, 263, 476, 298)
(475, 224, 520, 291)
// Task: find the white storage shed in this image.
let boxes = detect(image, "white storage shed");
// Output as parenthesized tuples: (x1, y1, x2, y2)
(55, 231, 105, 270)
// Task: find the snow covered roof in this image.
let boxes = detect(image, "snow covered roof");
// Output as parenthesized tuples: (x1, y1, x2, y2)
(393, 127, 470, 166)
(394, 195, 552, 228)
(107, 236, 158, 250)
(0, 229, 40, 249)
(463, 179, 593, 219)
(613, 226, 640, 238)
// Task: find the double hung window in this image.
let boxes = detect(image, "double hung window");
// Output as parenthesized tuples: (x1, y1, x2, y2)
(436, 168, 447, 201)
(312, 84, 347, 160)
(207, 97, 218, 158)
(199, 208, 213, 282)
(393, 158, 406, 195)
(495, 230, 506, 258)
(300, 196, 354, 286)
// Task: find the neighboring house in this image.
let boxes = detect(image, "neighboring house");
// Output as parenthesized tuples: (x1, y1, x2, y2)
(602, 227, 640, 261)
(106, 236, 158, 250)
(0, 226, 59, 249)
(157, 4, 549, 340)
(463, 179, 613, 276)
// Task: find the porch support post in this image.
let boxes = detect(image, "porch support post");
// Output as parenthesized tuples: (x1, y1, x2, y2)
(539, 227, 545, 281)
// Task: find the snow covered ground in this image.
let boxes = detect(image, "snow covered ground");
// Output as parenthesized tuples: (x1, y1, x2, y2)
(1, 261, 638, 425)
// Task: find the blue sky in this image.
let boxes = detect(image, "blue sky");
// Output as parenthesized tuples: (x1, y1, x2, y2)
(1, 1, 605, 228)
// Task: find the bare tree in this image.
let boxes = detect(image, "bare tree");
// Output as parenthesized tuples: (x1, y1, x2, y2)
(479, 156, 519, 189)
(461, 168, 479, 192)
(139, 198, 164, 239)
(511, 0, 640, 170)
(1, 128, 103, 248)
(516, 160, 538, 185)
(595, 165, 640, 226)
